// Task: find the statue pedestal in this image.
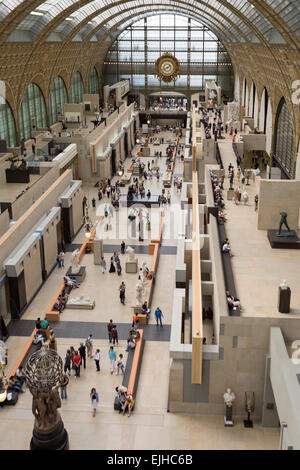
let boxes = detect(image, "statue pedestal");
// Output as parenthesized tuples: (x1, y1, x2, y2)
(142, 147, 151, 157)
(227, 189, 234, 200)
(66, 266, 86, 283)
(6, 168, 30, 183)
(126, 259, 138, 273)
(93, 238, 104, 265)
(66, 299, 95, 309)
(30, 418, 69, 450)
(224, 405, 233, 426)
(267, 230, 300, 249)
(278, 286, 291, 314)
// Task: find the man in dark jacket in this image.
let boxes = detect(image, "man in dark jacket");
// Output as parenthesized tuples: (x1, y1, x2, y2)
(78, 342, 86, 369)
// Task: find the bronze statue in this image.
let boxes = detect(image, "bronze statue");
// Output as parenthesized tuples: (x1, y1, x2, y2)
(31, 386, 61, 431)
(25, 349, 69, 449)
(276, 211, 293, 237)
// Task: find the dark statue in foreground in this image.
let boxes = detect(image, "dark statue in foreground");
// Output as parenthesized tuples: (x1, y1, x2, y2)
(276, 211, 294, 237)
(25, 348, 69, 450)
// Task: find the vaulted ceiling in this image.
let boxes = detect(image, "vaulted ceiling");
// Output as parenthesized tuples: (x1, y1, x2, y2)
(0, 0, 299, 50)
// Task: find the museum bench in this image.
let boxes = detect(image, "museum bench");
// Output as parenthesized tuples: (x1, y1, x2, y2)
(7, 328, 39, 383)
(46, 282, 72, 321)
(218, 224, 240, 317)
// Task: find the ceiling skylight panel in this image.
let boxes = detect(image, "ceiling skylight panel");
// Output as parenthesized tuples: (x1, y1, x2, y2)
(0, 0, 21, 21)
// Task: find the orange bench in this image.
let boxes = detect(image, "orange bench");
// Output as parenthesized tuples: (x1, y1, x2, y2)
(127, 329, 144, 397)
(137, 217, 164, 322)
(45, 281, 66, 321)
(6, 328, 37, 387)
(7, 326, 53, 386)
(148, 216, 164, 252)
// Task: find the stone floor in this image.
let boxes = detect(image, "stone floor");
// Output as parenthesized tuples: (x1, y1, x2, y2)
(218, 138, 300, 318)
(0, 128, 280, 450)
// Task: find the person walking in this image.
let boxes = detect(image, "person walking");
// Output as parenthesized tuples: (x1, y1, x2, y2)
(116, 260, 122, 276)
(108, 346, 117, 375)
(254, 194, 259, 211)
(90, 388, 99, 418)
(155, 307, 164, 327)
(107, 319, 115, 343)
(60, 374, 69, 399)
(59, 251, 65, 267)
(109, 256, 116, 273)
(100, 256, 106, 274)
(119, 281, 126, 305)
(111, 326, 119, 346)
(57, 252, 62, 268)
(121, 241, 126, 254)
(85, 334, 93, 358)
(116, 354, 125, 376)
(79, 342, 86, 369)
(73, 350, 81, 377)
(64, 349, 72, 375)
(94, 349, 100, 372)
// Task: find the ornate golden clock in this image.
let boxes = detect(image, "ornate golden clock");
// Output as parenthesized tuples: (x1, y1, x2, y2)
(154, 52, 180, 83)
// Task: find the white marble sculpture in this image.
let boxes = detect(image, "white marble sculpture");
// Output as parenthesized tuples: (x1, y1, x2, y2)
(68, 296, 93, 306)
(71, 249, 81, 274)
(135, 282, 143, 306)
(223, 388, 235, 407)
(126, 246, 135, 261)
(142, 261, 148, 280)
(66, 295, 95, 309)
(227, 100, 239, 123)
(280, 280, 288, 290)
(242, 191, 249, 205)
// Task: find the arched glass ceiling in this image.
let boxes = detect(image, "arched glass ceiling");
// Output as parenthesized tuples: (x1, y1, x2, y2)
(55, 3, 247, 44)
(264, 0, 300, 38)
(3, 0, 292, 44)
(94, 8, 232, 44)
(9, 0, 253, 43)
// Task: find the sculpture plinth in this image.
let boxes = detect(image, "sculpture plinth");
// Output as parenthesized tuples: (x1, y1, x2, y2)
(30, 415, 69, 450)
(25, 349, 69, 450)
(267, 230, 300, 249)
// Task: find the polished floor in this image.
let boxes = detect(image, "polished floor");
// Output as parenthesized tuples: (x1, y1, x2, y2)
(0, 129, 280, 450)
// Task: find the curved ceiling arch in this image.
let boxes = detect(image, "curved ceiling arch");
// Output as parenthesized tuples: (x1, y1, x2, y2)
(15, 0, 251, 45)
(2, 0, 298, 48)
(78, 4, 242, 45)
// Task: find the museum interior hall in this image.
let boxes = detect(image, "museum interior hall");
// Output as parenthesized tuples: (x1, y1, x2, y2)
(0, 0, 300, 452)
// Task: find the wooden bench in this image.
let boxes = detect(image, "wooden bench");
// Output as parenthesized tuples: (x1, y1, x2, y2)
(136, 217, 164, 322)
(7, 326, 53, 391)
(7, 328, 39, 386)
(149, 216, 164, 251)
(122, 329, 145, 399)
(46, 281, 66, 321)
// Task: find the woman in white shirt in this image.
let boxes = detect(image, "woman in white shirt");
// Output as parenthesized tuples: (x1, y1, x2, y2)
(94, 349, 100, 372)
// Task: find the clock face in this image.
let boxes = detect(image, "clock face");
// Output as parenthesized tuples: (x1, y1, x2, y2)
(155, 53, 180, 83)
(161, 60, 175, 76)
